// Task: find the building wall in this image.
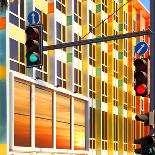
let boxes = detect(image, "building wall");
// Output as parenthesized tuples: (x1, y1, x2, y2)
(0, 0, 150, 155)
(0, 7, 7, 155)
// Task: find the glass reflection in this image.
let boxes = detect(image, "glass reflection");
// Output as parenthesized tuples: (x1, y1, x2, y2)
(56, 93, 70, 149)
(14, 80, 31, 147)
(74, 99, 86, 150)
(35, 87, 53, 148)
(35, 118, 52, 148)
(56, 121, 70, 149)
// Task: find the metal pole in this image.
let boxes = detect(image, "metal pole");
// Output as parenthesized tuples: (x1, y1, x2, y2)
(43, 30, 151, 51)
(150, 0, 155, 111)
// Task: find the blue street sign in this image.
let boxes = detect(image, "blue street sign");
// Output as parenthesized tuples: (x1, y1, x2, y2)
(27, 11, 40, 25)
(134, 41, 148, 55)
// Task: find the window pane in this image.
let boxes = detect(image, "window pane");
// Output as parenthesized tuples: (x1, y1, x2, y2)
(10, 38, 18, 60)
(35, 118, 52, 148)
(74, 0, 77, 13)
(9, 13, 19, 26)
(14, 81, 30, 115)
(14, 114, 31, 146)
(57, 60, 61, 77)
(20, 19, 25, 30)
(43, 13, 47, 32)
(56, 22, 61, 40)
(14, 80, 31, 147)
(35, 88, 53, 148)
(74, 125, 85, 150)
(10, 0, 18, 15)
(56, 93, 70, 123)
(20, 43, 25, 63)
(44, 54, 47, 72)
(20, 0, 24, 18)
(10, 61, 18, 72)
(74, 68, 78, 84)
(35, 87, 52, 119)
(56, 122, 70, 149)
(20, 64, 25, 74)
(74, 99, 85, 126)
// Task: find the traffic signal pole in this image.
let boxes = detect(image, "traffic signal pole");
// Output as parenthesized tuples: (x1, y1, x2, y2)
(43, 30, 151, 51)
(150, 0, 155, 112)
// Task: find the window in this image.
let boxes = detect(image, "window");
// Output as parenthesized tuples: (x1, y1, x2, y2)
(56, 22, 66, 51)
(114, 114, 118, 150)
(102, 81, 107, 103)
(124, 39, 128, 57)
(89, 44, 96, 67)
(90, 107, 95, 149)
(14, 80, 31, 146)
(74, 99, 85, 150)
(113, 86, 118, 107)
(102, 111, 107, 150)
(89, 75, 95, 98)
(124, 65, 127, 83)
(124, 92, 127, 110)
(113, 30, 118, 51)
(74, 0, 82, 25)
(56, 93, 70, 149)
(9, 0, 18, 15)
(74, 68, 82, 94)
(124, 11, 128, 31)
(133, 20, 136, 31)
(113, 58, 118, 79)
(56, 0, 66, 14)
(35, 87, 53, 148)
(9, 0, 25, 30)
(10, 38, 18, 60)
(9, 13, 19, 26)
(57, 60, 66, 88)
(102, 111, 107, 140)
(124, 117, 127, 151)
(102, 0, 107, 13)
(74, 33, 82, 60)
(89, 10, 95, 35)
(102, 21, 107, 36)
(114, 1, 118, 22)
(10, 38, 26, 74)
(102, 51, 107, 73)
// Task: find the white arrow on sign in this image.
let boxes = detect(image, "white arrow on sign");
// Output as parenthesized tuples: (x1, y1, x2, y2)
(31, 13, 35, 25)
(137, 44, 145, 54)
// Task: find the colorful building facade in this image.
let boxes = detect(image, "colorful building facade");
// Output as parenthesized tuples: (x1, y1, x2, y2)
(0, 0, 150, 155)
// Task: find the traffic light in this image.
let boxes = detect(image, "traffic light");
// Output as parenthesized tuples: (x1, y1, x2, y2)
(134, 112, 155, 154)
(25, 24, 43, 67)
(134, 58, 148, 97)
(134, 136, 155, 155)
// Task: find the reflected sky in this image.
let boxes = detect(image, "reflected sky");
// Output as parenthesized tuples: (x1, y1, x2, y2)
(139, 0, 150, 11)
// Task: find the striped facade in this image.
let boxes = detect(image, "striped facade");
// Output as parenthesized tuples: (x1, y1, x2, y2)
(0, 0, 150, 155)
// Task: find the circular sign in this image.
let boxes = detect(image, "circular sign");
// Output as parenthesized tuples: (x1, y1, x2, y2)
(27, 11, 40, 25)
(134, 41, 149, 55)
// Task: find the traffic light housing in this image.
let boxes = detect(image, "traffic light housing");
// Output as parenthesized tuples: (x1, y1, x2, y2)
(134, 112, 155, 154)
(134, 58, 148, 97)
(134, 136, 155, 155)
(25, 24, 43, 67)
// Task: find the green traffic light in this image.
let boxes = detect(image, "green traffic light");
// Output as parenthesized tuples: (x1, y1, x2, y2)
(29, 53, 39, 63)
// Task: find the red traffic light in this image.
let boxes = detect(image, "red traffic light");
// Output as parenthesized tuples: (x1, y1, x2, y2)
(134, 58, 148, 97)
(135, 84, 147, 95)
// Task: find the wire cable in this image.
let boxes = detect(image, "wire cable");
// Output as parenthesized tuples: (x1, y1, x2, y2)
(81, 0, 132, 39)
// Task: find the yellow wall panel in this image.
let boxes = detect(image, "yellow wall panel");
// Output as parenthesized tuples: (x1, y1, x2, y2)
(19, 29, 26, 44)
(0, 66, 6, 78)
(9, 24, 19, 41)
(0, 144, 6, 155)
(34, 0, 43, 11)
